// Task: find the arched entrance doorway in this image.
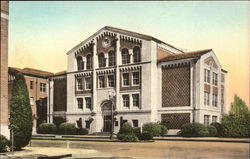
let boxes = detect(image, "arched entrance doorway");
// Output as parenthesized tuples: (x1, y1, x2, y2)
(101, 100, 113, 132)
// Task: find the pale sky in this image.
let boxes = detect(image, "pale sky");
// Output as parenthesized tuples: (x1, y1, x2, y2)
(8, 1, 250, 112)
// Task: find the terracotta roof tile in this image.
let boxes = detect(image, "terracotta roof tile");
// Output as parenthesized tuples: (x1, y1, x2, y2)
(158, 49, 212, 63)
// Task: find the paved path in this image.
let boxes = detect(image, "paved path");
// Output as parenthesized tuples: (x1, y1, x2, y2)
(24, 140, 250, 159)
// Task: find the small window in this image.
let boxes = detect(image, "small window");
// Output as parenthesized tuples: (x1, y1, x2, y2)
(204, 91, 210, 106)
(76, 78, 83, 91)
(108, 75, 114, 87)
(30, 97, 34, 105)
(98, 76, 105, 88)
(30, 81, 34, 89)
(132, 120, 139, 127)
(132, 72, 140, 85)
(122, 73, 129, 86)
(85, 97, 92, 109)
(212, 116, 217, 123)
(212, 94, 218, 107)
(133, 47, 141, 63)
(77, 98, 83, 109)
(204, 115, 210, 126)
(204, 69, 210, 83)
(86, 54, 93, 69)
(40, 83, 47, 93)
(132, 94, 139, 107)
(85, 77, 92, 90)
(122, 95, 130, 107)
(122, 48, 130, 64)
(109, 51, 116, 66)
(77, 56, 84, 71)
(212, 72, 218, 86)
(98, 53, 106, 68)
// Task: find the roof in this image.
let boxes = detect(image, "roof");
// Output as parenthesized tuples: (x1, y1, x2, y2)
(9, 67, 54, 78)
(53, 70, 67, 76)
(67, 26, 184, 55)
(158, 49, 212, 63)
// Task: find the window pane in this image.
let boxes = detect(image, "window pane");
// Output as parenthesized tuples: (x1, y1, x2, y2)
(77, 98, 83, 109)
(123, 95, 129, 107)
(76, 78, 83, 90)
(132, 94, 139, 107)
(108, 75, 114, 87)
(109, 51, 116, 66)
(85, 77, 92, 90)
(85, 97, 92, 109)
(98, 53, 106, 68)
(99, 76, 105, 88)
(122, 48, 130, 64)
(123, 73, 129, 86)
(86, 54, 93, 69)
(132, 72, 139, 85)
(133, 47, 141, 63)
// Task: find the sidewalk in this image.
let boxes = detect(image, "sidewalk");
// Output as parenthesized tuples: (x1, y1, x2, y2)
(32, 134, 250, 143)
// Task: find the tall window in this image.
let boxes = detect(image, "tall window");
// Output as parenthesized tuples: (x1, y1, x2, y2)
(77, 98, 83, 109)
(204, 91, 210, 105)
(40, 83, 47, 93)
(133, 46, 141, 63)
(76, 78, 83, 91)
(132, 72, 140, 85)
(85, 77, 92, 90)
(98, 53, 106, 68)
(98, 76, 105, 88)
(108, 75, 114, 87)
(221, 73, 225, 83)
(86, 54, 93, 69)
(212, 94, 218, 107)
(122, 94, 130, 107)
(204, 69, 210, 83)
(85, 97, 92, 109)
(132, 94, 139, 107)
(122, 48, 130, 64)
(204, 115, 210, 126)
(30, 81, 34, 89)
(109, 51, 116, 66)
(122, 73, 129, 86)
(76, 56, 84, 71)
(212, 116, 217, 123)
(213, 72, 218, 86)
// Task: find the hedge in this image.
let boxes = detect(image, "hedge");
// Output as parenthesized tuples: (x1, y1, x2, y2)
(178, 123, 209, 137)
(0, 135, 10, 152)
(37, 123, 57, 134)
(142, 123, 167, 137)
(58, 123, 77, 135)
(207, 125, 218, 137)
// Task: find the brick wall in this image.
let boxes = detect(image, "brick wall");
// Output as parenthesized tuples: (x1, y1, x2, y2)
(162, 65, 190, 107)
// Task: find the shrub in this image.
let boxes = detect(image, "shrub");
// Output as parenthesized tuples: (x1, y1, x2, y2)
(117, 134, 139, 142)
(9, 72, 33, 150)
(133, 127, 141, 138)
(0, 135, 10, 152)
(160, 125, 168, 136)
(58, 123, 77, 135)
(118, 122, 134, 134)
(210, 122, 224, 137)
(179, 123, 209, 137)
(142, 123, 162, 137)
(139, 131, 153, 140)
(77, 128, 89, 135)
(207, 125, 218, 137)
(37, 123, 57, 134)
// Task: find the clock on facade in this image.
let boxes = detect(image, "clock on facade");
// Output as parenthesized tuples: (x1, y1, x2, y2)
(102, 37, 111, 48)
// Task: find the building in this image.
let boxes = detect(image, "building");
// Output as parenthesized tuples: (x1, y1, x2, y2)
(8, 67, 53, 133)
(0, 1, 10, 138)
(48, 26, 227, 135)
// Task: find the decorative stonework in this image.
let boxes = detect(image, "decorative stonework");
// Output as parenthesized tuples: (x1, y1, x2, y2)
(161, 113, 190, 129)
(204, 56, 218, 69)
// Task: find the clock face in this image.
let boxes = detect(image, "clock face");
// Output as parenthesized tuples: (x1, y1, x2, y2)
(102, 37, 111, 48)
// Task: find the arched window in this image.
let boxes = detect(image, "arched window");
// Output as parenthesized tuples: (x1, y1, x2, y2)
(86, 54, 93, 70)
(108, 51, 116, 66)
(122, 48, 130, 64)
(98, 53, 106, 68)
(76, 56, 84, 71)
(133, 46, 141, 63)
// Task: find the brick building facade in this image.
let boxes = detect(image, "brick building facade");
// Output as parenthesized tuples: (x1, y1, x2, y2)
(48, 26, 227, 135)
(0, 1, 10, 138)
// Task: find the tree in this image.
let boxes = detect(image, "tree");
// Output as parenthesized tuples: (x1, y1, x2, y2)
(9, 72, 33, 150)
(229, 95, 249, 116)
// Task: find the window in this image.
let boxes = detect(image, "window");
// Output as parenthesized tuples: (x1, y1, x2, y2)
(85, 77, 92, 90)
(221, 73, 225, 83)
(122, 48, 130, 64)
(30, 81, 34, 89)
(132, 94, 139, 107)
(204, 69, 210, 83)
(122, 95, 130, 107)
(85, 97, 92, 109)
(204, 115, 210, 126)
(108, 75, 114, 87)
(98, 76, 105, 88)
(77, 98, 83, 109)
(132, 120, 139, 127)
(212, 72, 218, 86)
(30, 97, 34, 105)
(109, 51, 116, 66)
(86, 54, 93, 69)
(133, 47, 141, 63)
(212, 94, 218, 107)
(40, 83, 47, 93)
(212, 116, 217, 123)
(132, 72, 140, 85)
(122, 73, 129, 86)
(76, 56, 84, 71)
(98, 53, 106, 68)
(204, 91, 210, 105)
(76, 78, 83, 91)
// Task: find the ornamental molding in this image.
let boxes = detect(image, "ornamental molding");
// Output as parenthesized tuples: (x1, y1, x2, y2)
(74, 72, 93, 77)
(120, 65, 141, 72)
(96, 68, 115, 75)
